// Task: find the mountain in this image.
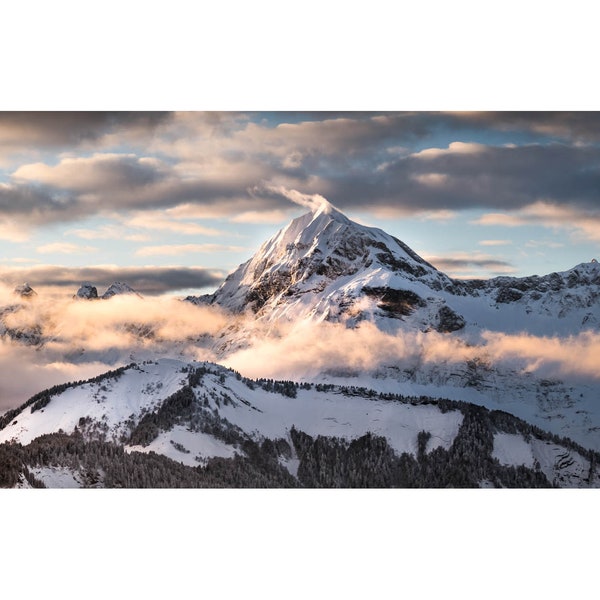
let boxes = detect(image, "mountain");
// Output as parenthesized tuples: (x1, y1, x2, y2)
(196, 200, 600, 336)
(14, 283, 37, 299)
(2, 202, 600, 487)
(75, 281, 142, 300)
(75, 282, 99, 299)
(201, 201, 458, 331)
(1, 358, 597, 488)
(101, 281, 142, 299)
(185, 202, 600, 452)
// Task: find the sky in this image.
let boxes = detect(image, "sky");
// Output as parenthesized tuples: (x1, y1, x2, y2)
(1, 111, 599, 297)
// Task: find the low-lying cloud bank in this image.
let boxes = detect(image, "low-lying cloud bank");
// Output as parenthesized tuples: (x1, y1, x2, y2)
(1, 289, 599, 413)
(0, 288, 229, 410)
(221, 320, 600, 384)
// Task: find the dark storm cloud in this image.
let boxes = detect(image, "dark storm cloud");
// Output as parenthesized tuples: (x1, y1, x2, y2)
(0, 266, 224, 295)
(0, 112, 171, 148)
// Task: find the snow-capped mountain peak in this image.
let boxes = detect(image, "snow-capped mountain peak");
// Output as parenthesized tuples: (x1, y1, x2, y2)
(193, 204, 600, 338)
(206, 203, 452, 327)
(75, 282, 99, 299)
(102, 281, 141, 299)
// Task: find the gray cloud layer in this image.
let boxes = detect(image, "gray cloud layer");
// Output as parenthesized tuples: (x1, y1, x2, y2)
(0, 266, 224, 295)
(1, 112, 600, 230)
(0, 112, 171, 149)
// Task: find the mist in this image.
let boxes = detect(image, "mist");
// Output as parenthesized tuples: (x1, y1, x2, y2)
(1, 282, 599, 414)
(0, 286, 229, 410)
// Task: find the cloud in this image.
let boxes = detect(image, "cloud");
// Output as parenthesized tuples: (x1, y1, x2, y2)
(0, 289, 228, 408)
(257, 185, 331, 212)
(36, 242, 98, 255)
(422, 252, 516, 276)
(0, 338, 112, 412)
(420, 209, 458, 221)
(472, 201, 600, 243)
(221, 319, 600, 385)
(478, 240, 512, 247)
(66, 225, 150, 242)
(482, 330, 600, 380)
(3, 112, 600, 237)
(14, 153, 166, 192)
(447, 111, 600, 143)
(135, 244, 246, 257)
(0, 265, 225, 295)
(123, 210, 227, 236)
(230, 209, 291, 224)
(0, 112, 171, 164)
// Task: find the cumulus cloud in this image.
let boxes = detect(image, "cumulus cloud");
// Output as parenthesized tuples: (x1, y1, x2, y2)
(14, 153, 166, 192)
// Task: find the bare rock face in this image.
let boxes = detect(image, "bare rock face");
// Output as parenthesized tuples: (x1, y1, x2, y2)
(435, 305, 466, 333)
(75, 283, 99, 300)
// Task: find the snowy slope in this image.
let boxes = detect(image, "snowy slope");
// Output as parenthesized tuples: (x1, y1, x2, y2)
(0, 359, 188, 446)
(0, 359, 462, 459)
(2, 358, 599, 488)
(493, 433, 597, 488)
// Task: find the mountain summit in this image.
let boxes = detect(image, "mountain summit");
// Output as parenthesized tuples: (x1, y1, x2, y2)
(200, 203, 600, 336)
(207, 202, 460, 330)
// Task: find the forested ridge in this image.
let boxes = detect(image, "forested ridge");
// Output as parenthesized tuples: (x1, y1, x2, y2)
(1, 362, 598, 488)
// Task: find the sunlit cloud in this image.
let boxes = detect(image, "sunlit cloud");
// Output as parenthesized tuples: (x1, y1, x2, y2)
(124, 211, 227, 236)
(472, 201, 600, 243)
(66, 225, 150, 242)
(36, 242, 98, 254)
(479, 240, 512, 247)
(420, 209, 458, 221)
(135, 244, 246, 257)
(230, 209, 291, 224)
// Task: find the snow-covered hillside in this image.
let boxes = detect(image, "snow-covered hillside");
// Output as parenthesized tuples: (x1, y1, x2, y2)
(1, 359, 598, 488)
